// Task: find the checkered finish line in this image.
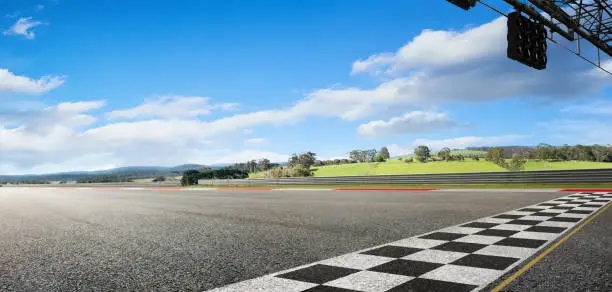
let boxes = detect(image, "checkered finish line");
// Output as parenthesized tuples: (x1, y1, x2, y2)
(207, 192, 611, 292)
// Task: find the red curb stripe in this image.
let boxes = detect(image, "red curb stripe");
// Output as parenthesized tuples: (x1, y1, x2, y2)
(333, 188, 439, 191)
(558, 189, 612, 192)
(217, 188, 274, 191)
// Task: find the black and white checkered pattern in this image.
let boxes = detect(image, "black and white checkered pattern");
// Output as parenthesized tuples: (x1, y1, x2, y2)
(208, 192, 611, 292)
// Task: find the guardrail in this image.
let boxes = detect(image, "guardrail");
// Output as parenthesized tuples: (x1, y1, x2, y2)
(198, 168, 612, 186)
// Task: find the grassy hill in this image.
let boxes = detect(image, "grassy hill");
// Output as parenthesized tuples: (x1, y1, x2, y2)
(250, 159, 612, 178)
(311, 159, 505, 177)
(313, 159, 612, 177)
(396, 149, 486, 160)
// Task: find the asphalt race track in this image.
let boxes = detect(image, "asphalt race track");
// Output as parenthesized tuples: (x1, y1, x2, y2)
(0, 188, 609, 291)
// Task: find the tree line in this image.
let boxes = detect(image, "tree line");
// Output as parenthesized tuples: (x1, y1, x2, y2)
(230, 159, 280, 173)
(527, 144, 612, 162)
(181, 168, 250, 186)
(77, 176, 134, 183)
(187, 147, 392, 181)
(0, 180, 51, 185)
(172, 143, 612, 185)
(468, 144, 612, 161)
(261, 151, 319, 178)
(411, 146, 470, 162)
(484, 144, 612, 171)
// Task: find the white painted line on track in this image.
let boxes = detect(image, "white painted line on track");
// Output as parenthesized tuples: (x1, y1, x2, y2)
(271, 188, 334, 191)
(207, 192, 611, 292)
(119, 187, 145, 190)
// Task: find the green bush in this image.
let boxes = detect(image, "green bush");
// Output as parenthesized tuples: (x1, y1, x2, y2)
(262, 164, 312, 178)
(508, 153, 527, 171)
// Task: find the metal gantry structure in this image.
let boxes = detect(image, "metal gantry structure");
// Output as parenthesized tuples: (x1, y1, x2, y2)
(448, 0, 612, 73)
(514, 0, 611, 55)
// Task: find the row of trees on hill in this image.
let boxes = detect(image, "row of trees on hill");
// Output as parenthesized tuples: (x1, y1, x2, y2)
(77, 176, 134, 183)
(486, 147, 526, 171)
(181, 168, 249, 185)
(412, 146, 469, 162)
(410, 144, 612, 171)
(468, 144, 612, 161)
(348, 147, 390, 163)
(486, 144, 612, 171)
(0, 180, 51, 185)
(188, 148, 390, 182)
(313, 159, 356, 166)
(528, 144, 612, 162)
(230, 159, 280, 173)
(263, 151, 318, 178)
(181, 143, 612, 183)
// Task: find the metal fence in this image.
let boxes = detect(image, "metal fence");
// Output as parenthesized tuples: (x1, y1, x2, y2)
(198, 169, 612, 186)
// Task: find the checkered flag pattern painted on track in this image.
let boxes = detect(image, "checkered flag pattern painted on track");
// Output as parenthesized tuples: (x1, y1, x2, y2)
(208, 192, 611, 292)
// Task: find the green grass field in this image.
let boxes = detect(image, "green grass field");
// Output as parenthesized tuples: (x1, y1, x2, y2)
(397, 149, 486, 160)
(313, 159, 612, 177)
(249, 159, 612, 178)
(192, 183, 612, 189)
(311, 159, 505, 177)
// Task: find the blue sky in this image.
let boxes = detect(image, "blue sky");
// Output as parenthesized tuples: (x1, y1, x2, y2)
(1, 0, 611, 174)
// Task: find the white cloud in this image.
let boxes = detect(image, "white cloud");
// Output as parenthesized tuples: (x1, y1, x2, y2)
(0, 68, 66, 94)
(352, 17, 506, 75)
(5, 11, 20, 18)
(386, 135, 530, 156)
(244, 138, 268, 146)
(85, 16, 612, 148)
(106, 95, 238, 120)
(540, 119, 612, 145)
(561, 100, 612, 115)
(216, 102, 240, 111)
(357, 111, 463, 137)
(3, 17, 44, 39)
(410, 135, 531, 151)
(0, 153, 121, 175)
(387, 144, 413, 156)
(3, 16, 612, 174)
(290, 58, 610, 120)
(35, 4, 45, 11)
(1, 100, 105, 131)
(345, 17, 612, 107)
(0, 98, 287, 173)
(317, 155, 348, 161)
(210, 150, 289, 164)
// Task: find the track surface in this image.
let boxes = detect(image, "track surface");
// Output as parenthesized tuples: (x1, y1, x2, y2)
(0, 188, 608, 291)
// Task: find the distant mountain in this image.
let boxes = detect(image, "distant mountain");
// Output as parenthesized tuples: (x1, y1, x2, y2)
(0, 164, 213, 183)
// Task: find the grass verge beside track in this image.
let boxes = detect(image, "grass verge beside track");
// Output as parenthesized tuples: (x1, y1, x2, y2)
(192, 183, 612, 189)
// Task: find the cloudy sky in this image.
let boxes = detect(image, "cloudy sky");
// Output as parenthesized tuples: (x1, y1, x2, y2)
(1, 0, 611, 174)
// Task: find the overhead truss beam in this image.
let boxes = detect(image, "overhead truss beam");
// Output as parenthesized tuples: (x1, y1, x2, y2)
(504, 0, 612, 56)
